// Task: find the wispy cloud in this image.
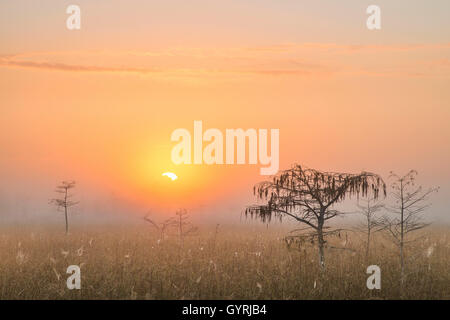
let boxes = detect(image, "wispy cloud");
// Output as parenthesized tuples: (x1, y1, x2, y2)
(1, 42, 449, 78)
(0, 57, 161, 74)
(246, 42, 450, 53)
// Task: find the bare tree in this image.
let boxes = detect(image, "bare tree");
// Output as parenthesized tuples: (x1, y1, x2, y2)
(143, 213, 176, 241)
(212, 224, 220, 250)
(380, 170, 438, 281)
(356, 196, 384, 260)
(175, 209, 198, 246)
(246, 165, 386, 269)
(50, 181, 78, 234)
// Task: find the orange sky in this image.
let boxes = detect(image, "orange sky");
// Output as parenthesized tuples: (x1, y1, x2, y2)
(0, 1, 449, 222)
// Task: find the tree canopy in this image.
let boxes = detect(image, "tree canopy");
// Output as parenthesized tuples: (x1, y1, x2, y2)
(246, 165, 386, 227)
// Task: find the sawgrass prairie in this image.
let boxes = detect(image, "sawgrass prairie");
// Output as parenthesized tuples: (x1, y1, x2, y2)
(0, 224, 448, 300)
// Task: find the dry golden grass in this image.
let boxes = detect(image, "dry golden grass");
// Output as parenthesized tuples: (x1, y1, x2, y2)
(0, 224, 448, 300)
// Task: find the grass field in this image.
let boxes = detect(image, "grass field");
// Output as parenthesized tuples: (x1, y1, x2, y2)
(0, 224, 448, 300)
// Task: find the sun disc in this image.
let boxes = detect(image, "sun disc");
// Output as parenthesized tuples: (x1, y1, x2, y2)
(162, 172, 178, 181)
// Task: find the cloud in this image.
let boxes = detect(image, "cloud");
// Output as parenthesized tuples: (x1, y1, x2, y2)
(246, 42, 450, 53)
(1, 42, 449, 78)
(0, 51, 329, 78)
(0, 57, 160, 74)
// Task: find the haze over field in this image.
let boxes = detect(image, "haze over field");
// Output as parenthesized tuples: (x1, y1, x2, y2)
(0, 1, 449, 226)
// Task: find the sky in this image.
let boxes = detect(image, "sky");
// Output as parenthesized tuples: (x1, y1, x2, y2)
(0, 1, 449, 225)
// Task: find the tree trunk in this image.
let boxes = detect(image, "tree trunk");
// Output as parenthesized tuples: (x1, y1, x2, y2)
(366, 228, 371, 261)
(64, 188, 69, 234)
(365, 202, 371, 260)
(179, 216, 183, 247)
(318, 236, 325, 269)
(318, 234, 325, 269)
(317, 221, 325, 269)
(400, 181, 405, 284)
(400, 240, 404, 284)
(317, 211, 325, 269)
(64, 206, 68, 234)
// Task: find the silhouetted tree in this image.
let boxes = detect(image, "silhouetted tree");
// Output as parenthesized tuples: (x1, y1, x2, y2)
(50, 181, 78, 234)
(246, 165, 386, 268)
(357, 196, 384, 260)
(380, 170, 438, 282)
(175, 209, 198, 246)
(144, 213, 176, 241)
(144, 210, 197, 244)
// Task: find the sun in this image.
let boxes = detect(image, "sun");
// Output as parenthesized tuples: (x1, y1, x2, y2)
(162, 172, 178, 181)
